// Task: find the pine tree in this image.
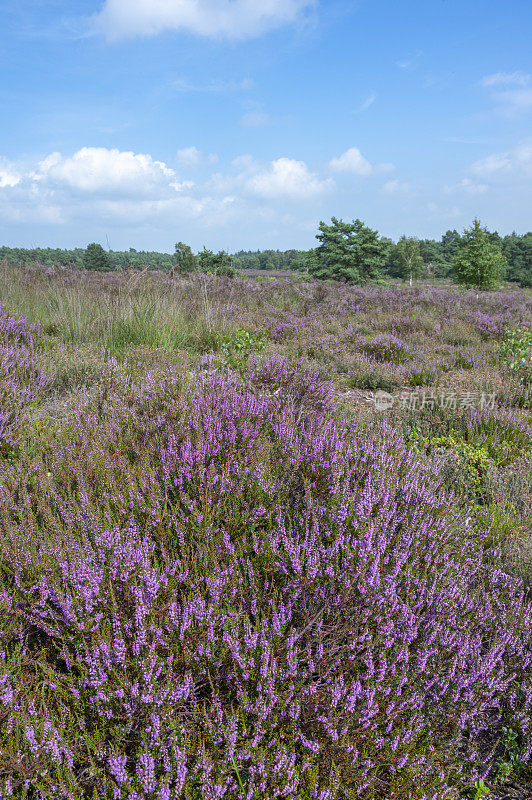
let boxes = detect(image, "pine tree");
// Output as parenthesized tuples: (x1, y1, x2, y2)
(198, 248, 235, 277)
(309, 217, 388, 284)
(83, 243, 111, 271)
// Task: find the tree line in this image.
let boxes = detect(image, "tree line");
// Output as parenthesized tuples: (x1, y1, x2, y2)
(307, 217, 516, 291)
(1, 221, 531, 288)
(0, 246, 175, 272)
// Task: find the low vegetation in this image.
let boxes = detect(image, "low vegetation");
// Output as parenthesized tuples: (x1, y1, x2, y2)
(0, 262, 531, 799)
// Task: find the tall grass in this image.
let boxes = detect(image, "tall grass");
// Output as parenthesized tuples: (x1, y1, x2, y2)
(0, 263, 231, 355)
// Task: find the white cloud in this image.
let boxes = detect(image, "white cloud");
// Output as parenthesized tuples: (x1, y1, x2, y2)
(95, 0, 315, 41)
(246, 157, 333, 199)
(31, 147, 180, 198)
(470, 139, 532, 178)
(443, 177, 488, 195)
(480, 71, 530, 88)
(0, 147, 209, 231)
(0, 160, 21, 188)
(329, 147, 373, 176)
(0, 147, 333, 238)
(177, 146, 218, 168)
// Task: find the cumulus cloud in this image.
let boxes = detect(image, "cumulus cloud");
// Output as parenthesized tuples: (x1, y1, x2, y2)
(94, 0, 315, 41)
(329, 148, 394, 177)
(0, 147, 334, 236)
(329, 147, 373, 176)
(31, 147, 182, 198)
(246, 157, 333, 199)
(470, 140, 532, 178)
(0, 146, 209, 232)
(0, 160, 21, 188)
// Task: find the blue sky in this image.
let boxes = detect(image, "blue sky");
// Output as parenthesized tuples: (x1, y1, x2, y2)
(0, 0, 531, 252)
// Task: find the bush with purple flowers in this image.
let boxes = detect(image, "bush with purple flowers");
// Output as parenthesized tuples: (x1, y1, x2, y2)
(0, 353, 531, 798)
(0, 269, 532, 798)
(0, 304, 51, 454)
(357, 334, 411, 364)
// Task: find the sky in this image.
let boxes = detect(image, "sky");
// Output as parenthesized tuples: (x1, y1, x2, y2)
(0, 0, 531, 253)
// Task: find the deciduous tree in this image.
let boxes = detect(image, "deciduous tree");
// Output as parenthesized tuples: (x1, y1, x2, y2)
(394, 236, 424, 286)
(174, 242, 197, 273)
(452, 219, 506, 292)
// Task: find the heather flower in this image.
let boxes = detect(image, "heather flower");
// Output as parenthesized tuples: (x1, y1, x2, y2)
(0, 281, 530, 798)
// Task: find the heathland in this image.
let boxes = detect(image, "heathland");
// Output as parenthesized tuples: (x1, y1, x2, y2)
(0, 262, 532, 799)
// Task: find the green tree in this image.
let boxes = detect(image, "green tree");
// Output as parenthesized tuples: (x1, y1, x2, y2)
(452, 219, 506, 292)
(84, 243, 111, 271)
(394, 236, 424, 286)
(502, 232, 532, 286)
(198, 248, 236, 278)
(174, 242, 197, 273)
(309, 217, 388, 284)
(441, 229, 462, 261)
(418, 238, 447, 278)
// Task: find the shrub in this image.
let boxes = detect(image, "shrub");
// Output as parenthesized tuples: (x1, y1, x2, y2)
(0, 304, 51, 454)
(408, 431, 494, 502)
(221, 329, 267, 369)
(472, 312, 509, 341)
(357, 334, 411, 363)
(501, 326, 532, 385)
(0, 364, 532, 798)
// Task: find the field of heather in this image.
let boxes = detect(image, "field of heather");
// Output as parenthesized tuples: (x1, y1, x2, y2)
(1, 263, 532, 800)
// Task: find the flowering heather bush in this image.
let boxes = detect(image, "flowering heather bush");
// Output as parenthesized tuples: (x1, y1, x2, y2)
(0, 362, 532, 798)
(470, 312, 509, 341)
(261, 313, 305, 342)
(247, 354, 335, 412)
(0, 304, 41, 348)
(356, 335, 411, 364)
(0, 304, 51, 451)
